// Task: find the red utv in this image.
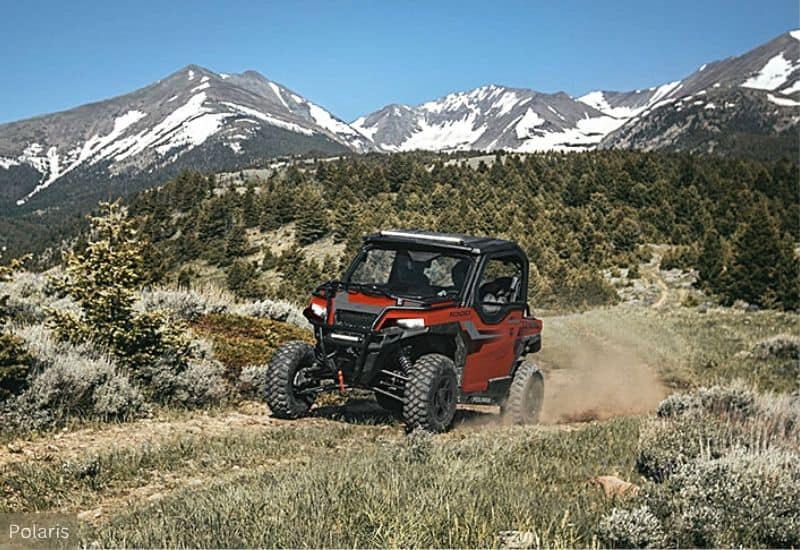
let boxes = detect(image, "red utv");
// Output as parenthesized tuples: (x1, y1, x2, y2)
(264, 230, 544, 432)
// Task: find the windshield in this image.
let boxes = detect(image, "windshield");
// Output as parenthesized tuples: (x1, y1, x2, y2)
(347, 247, 473, 300)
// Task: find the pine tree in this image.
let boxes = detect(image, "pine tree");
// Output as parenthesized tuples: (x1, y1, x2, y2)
(49, 202, 188, 375)
(224, 222, 249, 264)
(697, 229, 728, 293)
(0, 258, 31, 401)
(295, 187, 329, 245)
(725, 201, 798, 309)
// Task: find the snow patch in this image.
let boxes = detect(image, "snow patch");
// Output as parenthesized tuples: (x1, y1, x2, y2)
(780, 79, 800, 94)
(188, 69, 195, 81)
(268, 82, 289, 109)
(741, 53, 799, 90)
(307, 102, 360, 137)
(16, 146, 60, 205)
(0, 157, 20, 169)
(154, 112, 229, 155)
(191, 82, 210, 93)
(397, 113, 485, 151)
(514, 108, 545, 139)
(221, 101, 313, 135)
(219, 73, 230, 79)
(493, 91, 521, 116)
(115, 92, 221, 161)
(351, 116, 378, 140)
(767, 93, 800, 107)
(790, 30, 800, 41)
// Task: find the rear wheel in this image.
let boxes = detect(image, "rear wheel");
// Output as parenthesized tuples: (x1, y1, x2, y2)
(504, 361, 544, 424)
(264, 341, 317, 419)
(403, 354, 458, 432)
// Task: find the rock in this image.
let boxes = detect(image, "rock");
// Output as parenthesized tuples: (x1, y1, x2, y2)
(7, 442, 23, 454)
(497, 530, 537, 549)
(77, 507, 103, 521)
(589, 475, 640, 498)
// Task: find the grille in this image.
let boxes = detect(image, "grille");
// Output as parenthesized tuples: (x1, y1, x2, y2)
(335, 309, 377, 330)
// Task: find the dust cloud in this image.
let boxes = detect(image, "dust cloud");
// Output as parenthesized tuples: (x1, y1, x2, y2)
(539, 336, 668, 424)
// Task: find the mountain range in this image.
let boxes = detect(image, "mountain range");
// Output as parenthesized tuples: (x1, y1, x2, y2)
(0, 30, 797, 213)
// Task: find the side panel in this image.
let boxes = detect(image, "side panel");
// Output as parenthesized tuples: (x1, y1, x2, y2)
(460, 308, 525, 392)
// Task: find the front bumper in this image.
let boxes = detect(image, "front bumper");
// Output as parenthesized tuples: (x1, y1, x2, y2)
(312, 321, 427, 386)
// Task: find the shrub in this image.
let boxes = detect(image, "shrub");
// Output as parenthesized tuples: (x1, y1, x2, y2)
(234, 299, 309, 328)
(636, 413, 744, 482)
(238, 364, 267, 400)
(1, 325, 150, 432)
(191, 314, 312, 379)
(139, 288, 215, 321)
(748, 334, 800, 361)
(644, 448, 800, 548)
(169, 359, 230, 408)
(92, 373, 148, 420)
(0, 260, 33, 401)
(660, 247, 696, 271)
(598, 506, 666, 548)
(657, 384, 758, 420)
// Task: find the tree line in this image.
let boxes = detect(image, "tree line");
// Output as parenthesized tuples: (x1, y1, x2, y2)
(66, 150, 800, 310)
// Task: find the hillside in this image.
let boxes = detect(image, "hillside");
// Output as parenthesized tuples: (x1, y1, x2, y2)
(0, 65, 370, 213)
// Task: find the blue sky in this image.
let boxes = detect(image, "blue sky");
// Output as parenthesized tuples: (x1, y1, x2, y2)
(1, 0, 797, 123)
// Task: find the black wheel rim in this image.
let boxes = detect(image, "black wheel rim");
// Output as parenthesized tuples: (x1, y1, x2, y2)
(292, 365, 316, 405)
(432, 374, 455, 422)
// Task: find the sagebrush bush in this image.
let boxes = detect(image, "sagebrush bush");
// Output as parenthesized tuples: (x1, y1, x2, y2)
(643, 448, 800, 548)
(4, 327, 145, 431)
(657, 383, 757, 420)
(748, 333, 800, 361)
(637, 414, 743, 482)
(151, 358, 230, 408)
(138, 287, 230, 321)
(598, 506, 666, 548)
(234, 299, 309, 328)
(238, 364, 267, 400)
(91, 372, 148, 420)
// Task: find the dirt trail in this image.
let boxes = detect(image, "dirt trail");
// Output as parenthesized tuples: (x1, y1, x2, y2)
(0, 402, 330, 469)
(643, 251, 669, 309)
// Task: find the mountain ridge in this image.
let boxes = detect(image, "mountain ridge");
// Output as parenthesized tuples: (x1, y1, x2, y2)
(0, 30, 798, 213)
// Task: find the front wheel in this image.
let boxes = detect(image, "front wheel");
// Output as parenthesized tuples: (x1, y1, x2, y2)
(264, 341, 317, 419)
(403, 354, 458, 433)
(504, 361, 544, 424)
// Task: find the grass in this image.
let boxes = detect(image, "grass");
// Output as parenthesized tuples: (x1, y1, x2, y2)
(1, 422, 365, 514)
(79, 418, 641, 548)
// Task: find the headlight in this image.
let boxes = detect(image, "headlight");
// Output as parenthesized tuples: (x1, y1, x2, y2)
(396, 318, 425, 329)
(310, 302, 327, 319)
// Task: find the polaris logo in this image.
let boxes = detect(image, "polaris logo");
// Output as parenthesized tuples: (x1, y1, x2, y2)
(449, 310, 471, 318)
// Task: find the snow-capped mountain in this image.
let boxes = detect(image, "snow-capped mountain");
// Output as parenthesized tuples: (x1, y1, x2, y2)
(597, 31, 800, 153)
(352, 86, 625, 152)
(1, 31, 798, 211)
(0, 65, 372, 209)
(354, 30, 799, 155)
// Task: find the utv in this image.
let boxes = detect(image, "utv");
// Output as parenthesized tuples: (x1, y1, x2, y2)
(264, 230, 544, 432)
